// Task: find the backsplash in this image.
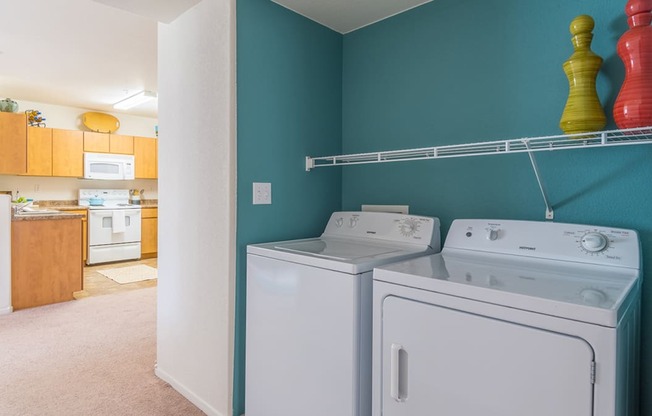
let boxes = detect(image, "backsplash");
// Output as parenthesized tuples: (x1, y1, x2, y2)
(0, 175, 158, 202)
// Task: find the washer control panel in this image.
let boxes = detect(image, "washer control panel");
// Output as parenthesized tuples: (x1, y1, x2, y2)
(446, 219, 640, 268)
(323, 211, 441, 252)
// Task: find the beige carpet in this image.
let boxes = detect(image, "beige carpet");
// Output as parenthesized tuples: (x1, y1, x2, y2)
(98, 265, 158, 284)
(0, 288, 205, 416)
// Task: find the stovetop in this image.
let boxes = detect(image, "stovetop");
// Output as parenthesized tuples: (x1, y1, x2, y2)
(78, 189, 141, 210)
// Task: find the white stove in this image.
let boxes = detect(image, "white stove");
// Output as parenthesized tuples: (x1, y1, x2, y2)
(79, 189, 142, 265)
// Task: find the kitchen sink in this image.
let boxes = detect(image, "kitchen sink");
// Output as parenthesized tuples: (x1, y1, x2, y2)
(16, 207, 61, 215)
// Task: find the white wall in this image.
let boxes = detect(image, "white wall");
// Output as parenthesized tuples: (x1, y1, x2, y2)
(0, 100, 158, 201)
(0, 176, 157, 202)
(14, 100, 157, 137)
(156, 0, 236, 415)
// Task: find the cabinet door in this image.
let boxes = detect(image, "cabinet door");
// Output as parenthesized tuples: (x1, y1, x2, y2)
(83, 131, 110, 152)
(0, 112, 27, 174)
(134, 136, 157, 178)
(141, 216, 158, 256)
(109, 134, 134, 154)
(26, 127, 53, 176)
(380, 296, 594, 416)
(52, 129, 83, 177)
(67, 210, 88, 264)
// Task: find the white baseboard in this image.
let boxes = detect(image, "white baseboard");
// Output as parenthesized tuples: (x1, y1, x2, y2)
(0, 305, 13, 315)
(155, 364, 225, 416)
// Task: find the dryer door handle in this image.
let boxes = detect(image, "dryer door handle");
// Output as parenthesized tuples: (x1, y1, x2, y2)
(390, 343, 408, 402)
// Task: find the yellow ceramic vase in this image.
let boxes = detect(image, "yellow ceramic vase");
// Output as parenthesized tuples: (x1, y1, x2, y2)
(559, 15, 607, 135)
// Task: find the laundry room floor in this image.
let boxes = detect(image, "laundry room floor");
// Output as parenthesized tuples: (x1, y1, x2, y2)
(74, 258, 158, 299)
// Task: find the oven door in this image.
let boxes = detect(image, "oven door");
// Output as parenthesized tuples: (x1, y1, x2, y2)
(88, 209, 142, 246)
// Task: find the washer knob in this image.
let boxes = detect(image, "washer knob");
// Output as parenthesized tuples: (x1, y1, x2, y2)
(487, 229, 499, 241)
(335, 218, 344, 228)
(581, 232, 608, 252)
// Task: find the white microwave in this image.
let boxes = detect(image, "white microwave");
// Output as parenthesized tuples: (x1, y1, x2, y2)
(84, 153, 135, 180)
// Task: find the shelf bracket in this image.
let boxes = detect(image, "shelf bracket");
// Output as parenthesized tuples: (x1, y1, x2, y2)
(305, 156, 314, 172)
(524, 141, 554, 220)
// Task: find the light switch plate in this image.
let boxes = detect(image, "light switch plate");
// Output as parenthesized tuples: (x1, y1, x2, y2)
(253, 182, 272, 205)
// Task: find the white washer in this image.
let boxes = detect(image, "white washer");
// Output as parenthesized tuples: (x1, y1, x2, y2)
(246, 211, 441, 416)
(373, 219, 641, 416)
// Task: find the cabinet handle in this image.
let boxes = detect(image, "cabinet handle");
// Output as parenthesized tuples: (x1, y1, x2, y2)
(390, 343, 408, 402)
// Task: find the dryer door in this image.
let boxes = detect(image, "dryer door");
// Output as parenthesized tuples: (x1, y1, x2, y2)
(380, 296, 594, 416)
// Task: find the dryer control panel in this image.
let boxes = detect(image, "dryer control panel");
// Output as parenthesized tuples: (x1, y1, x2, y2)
(323, 211, 441, 252)
(445, 219, 640, 269)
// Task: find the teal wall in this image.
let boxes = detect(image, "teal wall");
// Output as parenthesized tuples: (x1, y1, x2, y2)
(235, 0, 342, 414)
(237, 0, 652, 413)
(341, 0, 652, 413)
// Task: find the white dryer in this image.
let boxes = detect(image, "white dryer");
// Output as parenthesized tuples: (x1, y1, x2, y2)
(373, 219, 641, 416)
(246, 211, 441, 416)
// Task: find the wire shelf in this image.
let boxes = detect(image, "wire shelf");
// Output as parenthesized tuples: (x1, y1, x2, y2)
(305, 126, 652, 171)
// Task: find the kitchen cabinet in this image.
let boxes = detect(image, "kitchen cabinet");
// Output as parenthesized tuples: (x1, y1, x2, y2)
(141, 207, 158, 258)
(25, 126, 53, 176)
(110, 134, 134, 154)
(52, 129, 84, 177)
(67, 209, 88, 262)
(83, 131, 109, 152)
(83, 132, 134, 154)
(134, 136, 157, 179)
(11, 217, 83, 310)
(0, 112, 27, 175)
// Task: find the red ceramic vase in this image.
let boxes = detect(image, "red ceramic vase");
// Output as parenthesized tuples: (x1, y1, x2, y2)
(614, 0, 652, 129)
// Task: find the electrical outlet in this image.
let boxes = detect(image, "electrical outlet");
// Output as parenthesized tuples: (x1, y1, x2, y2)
(34, 184, 40, 192)
(253, 182, 272, 205)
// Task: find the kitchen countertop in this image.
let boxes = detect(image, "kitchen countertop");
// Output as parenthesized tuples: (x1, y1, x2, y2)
(12, 199, 159, 221)
(12, 211, 83, 222)
(36, 199, 158, 209)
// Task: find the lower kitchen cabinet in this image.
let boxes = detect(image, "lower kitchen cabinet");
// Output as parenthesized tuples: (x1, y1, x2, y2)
(67, 209, 88, 262)
(11, 217, 83, 310)
(141, 207, 158, 258)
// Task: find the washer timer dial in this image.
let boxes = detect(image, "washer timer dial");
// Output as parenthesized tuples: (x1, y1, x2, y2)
(580, 232, 609, 253)
(399, 218, 421, 237)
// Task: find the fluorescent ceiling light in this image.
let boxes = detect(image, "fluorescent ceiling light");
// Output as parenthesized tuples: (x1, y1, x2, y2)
(113, 90, 157, 110)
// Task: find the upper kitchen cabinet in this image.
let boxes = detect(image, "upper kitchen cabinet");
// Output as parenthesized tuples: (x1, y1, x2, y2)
(109, 134, 134, 154)
(0, 112, 27, 175)
(52, 129, 83, 177)
(25, 127, 53, 176)
(134, 136, 157, 179)
(83, 131, 110, 153)
(83, 132, 134, 154)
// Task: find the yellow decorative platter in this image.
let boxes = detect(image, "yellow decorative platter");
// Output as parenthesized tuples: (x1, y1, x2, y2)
(82, 112, 120, 133)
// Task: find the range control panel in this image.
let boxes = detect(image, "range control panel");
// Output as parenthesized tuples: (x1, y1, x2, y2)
(322, 211, 441, 251)
(445, 219, 640, 268)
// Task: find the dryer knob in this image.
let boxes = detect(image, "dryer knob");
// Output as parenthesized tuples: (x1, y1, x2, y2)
(580, 232, 608, 252)
(335, 218, 344, 228)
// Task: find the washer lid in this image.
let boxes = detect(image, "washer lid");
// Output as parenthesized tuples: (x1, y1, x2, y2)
(374, 251, 640, 327)
(248, 237, 433, 274)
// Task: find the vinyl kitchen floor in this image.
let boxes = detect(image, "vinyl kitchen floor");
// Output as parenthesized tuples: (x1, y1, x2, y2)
(74, 258, 158, 299)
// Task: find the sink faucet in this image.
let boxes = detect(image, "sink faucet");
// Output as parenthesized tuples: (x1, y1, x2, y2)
(12, 201, 32, 215)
